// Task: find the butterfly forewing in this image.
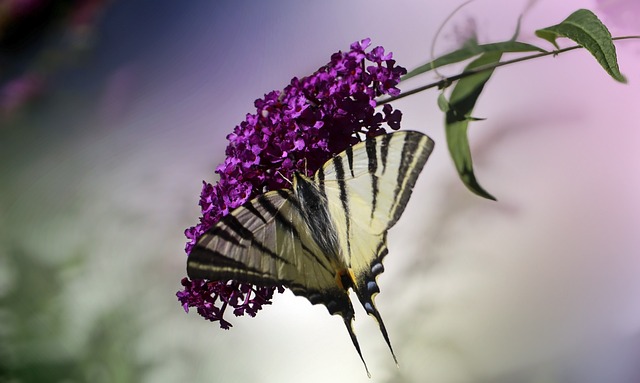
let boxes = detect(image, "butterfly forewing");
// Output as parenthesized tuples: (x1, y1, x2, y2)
(187, 189, 356, 317)
(187, 190, 331, 288)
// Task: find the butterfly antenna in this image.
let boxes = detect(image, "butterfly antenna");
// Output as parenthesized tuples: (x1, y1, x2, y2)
(342, 316, 371, 378)
(275, 170, 292, 186)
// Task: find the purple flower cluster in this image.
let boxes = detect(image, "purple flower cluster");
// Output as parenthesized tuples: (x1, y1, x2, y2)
(177, 38, 407, 329)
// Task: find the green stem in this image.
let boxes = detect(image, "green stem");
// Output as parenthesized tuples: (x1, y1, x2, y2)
(378, 35, 640, 106)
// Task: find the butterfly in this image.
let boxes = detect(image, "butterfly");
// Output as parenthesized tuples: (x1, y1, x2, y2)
(187, 130, 434, 376)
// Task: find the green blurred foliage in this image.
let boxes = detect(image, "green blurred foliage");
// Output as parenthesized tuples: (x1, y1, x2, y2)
(0, 248, 152, 383)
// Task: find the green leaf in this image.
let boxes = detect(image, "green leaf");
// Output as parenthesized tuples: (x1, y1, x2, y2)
(535, 9, 626, 83)
(437, 92, 450, 112)
(404, 41, 544, 81)
(445, 51, 502, 201)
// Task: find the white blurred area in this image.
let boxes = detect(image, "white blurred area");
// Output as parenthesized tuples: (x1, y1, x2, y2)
(1, 0, 639, 382)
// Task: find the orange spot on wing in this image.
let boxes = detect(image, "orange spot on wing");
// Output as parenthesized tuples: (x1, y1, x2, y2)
(335, 268, 357, 291)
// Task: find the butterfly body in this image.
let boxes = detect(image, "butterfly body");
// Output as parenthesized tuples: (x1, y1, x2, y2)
(291, 172, 342, 263)
(187, 131, 435, 376)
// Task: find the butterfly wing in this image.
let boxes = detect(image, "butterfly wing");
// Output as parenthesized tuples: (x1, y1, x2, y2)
(316, 130, 435, 362)
(187, 189, 355, 325)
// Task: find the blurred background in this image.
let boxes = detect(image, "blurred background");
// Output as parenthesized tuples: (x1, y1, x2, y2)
(1, 0, 639, 382)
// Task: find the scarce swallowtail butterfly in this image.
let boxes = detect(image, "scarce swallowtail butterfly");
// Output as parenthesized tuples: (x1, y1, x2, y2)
(187, 130, 434, 376)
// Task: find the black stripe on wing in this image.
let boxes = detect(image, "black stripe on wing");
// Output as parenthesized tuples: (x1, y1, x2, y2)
(332, 155, 352, 260)
(222, 214, 289, 264)
(345, 145, 355, 177)
(380, 133, 393, 175)
(187, 244, 293, 286)
(388, 132, 433, 228)
(244, 202, 268, 224)
(189, 247, 272, 279)
(208, 226, 246, 248)
(365, 137, 380, 221)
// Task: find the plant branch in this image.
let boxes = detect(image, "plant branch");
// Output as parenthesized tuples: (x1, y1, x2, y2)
(378, 35, 640, 106)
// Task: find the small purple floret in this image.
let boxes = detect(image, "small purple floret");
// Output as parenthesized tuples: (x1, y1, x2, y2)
(177, 38, 406, 329)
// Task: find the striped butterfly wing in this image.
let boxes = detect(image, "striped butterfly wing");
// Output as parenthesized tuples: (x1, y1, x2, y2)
(187, 190, 355, 320)
(316, 130, 435, 362)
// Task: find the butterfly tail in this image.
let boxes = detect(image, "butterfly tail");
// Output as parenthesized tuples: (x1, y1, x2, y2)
(302, 287, 371, 377)
(341, 313, 371, 378)
(353, 244, 399, 366)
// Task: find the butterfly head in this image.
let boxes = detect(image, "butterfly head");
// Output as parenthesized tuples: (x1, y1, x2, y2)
(291, 171, 311, 190)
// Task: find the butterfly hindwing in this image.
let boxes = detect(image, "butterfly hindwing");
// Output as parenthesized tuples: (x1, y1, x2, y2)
(189, 191, 317, 286)
(316, 131, 434, 362)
